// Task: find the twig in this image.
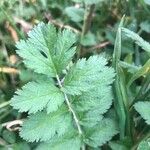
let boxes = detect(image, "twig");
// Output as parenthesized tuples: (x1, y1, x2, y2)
(0, 67, 20, 74)
(48, 19, 80, 34)
(79, 4, 95, 57)
(2, 120, 23, 131)
(85, 41, 110, 54)
(81, 4, 95, 37)
(0, 138, 7, 146)
(45, 12, 80, 34)
(56, 75, 83, 135)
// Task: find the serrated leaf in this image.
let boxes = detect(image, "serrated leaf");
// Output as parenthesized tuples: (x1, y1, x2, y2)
(36, 131, 81, 150)
(16, 22, 76, 77)
(134, 101, 150, 125)
(20, 109, 71, 142)
(11, 22, 116, 149)
(84, 118, 118, 147)
(137, 138, 150, 150)
(74, 86, 113, 115)
(11, 79, 64, 114)
(63, 55, 110, 95)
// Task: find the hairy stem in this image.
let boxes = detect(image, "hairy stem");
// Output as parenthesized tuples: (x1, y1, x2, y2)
(56, 75, 83, 135)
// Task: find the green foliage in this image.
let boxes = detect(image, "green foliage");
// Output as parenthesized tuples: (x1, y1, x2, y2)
(81, 32, 97, 46)
(11, 78, 64, 114)
(72, 0, 104, 5)
(36, 132, 81, 150)
(10, 23, 117, 149)
(134, 101, 150, 125)
(16, 22, 76, 76)
(122, 27, 150, 53)
(63, 55, 114, 95)
(140, 21, 150, 33)
(20, 109, 72, 142)
(127, 59, 150, 87)
(65, 7, 84, 22)
(1, 1, 150, 149)
(112, 16, 127, 139)
(137, 138, 150, 150)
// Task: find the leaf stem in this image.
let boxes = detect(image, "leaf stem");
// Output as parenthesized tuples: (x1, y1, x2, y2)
(0, 101, 10, 109)
(81, 4, 95, 37)
(56, 75, 83, 135)
(78, 4, 95, 57)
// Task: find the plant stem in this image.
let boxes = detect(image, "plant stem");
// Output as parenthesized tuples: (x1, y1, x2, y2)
(0, 101, 10, 109)
(81, 4, 95, 37)
(56, 75, 83, 135)
(78, 4, 95, 57)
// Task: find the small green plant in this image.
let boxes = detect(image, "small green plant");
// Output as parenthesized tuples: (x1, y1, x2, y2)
(10, 22, 117, 149)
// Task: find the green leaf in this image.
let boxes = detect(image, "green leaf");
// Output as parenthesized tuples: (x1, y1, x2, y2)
(63, 55, 111, 95)
(12, 142, 30, 150)
(11, 78, 64, 114)
(134, 101, 150, 125)
(122, 27, 150, 53)
(72, 0, 104, 4)
(11, 22, 116, 149)
(16, 22, 76, 77)
(81, 32, 97, 46)
(84, 0, 104, 5)
(137, 138, 150, 150)
(2, 130, 16, 144)
(127, 59, 150, 87)
(140, 21, 150, 33)
(109, 141, 129, 150)
(144, 0, 150, 5)
(112, 16, 127, 139)
(119, 61, 141, 74)
(74, 85, 114, 128)
(65, 7, 84, 22)
(20, 109, 72, 142)
(36, 131, 81, 150)
(85, 119, 118, 147)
